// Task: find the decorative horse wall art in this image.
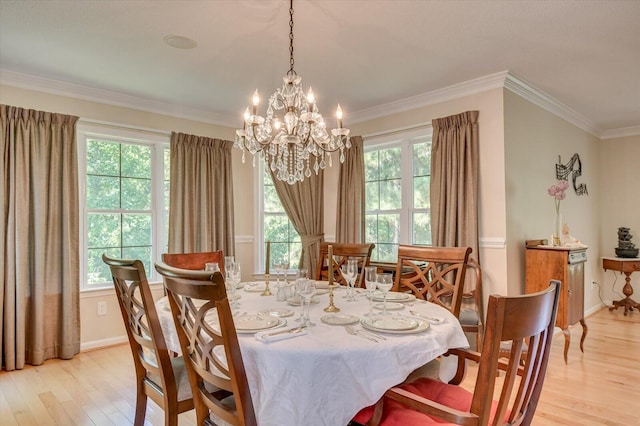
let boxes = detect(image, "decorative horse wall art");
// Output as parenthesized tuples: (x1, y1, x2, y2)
(556, 153, 588, 196)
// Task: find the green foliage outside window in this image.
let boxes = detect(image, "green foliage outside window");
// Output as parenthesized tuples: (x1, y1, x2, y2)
(364, 139, 432, 262)
(263, 169, 301, 269)
(86, 139, 155, 285)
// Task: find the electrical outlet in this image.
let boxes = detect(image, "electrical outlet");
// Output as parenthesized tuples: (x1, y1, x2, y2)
(97, 301, 107, 316)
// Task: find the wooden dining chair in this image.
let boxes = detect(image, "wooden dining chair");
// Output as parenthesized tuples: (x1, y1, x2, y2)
(354, 280, 561, 426)
(394, 245, 472, 317)
(102, 254, 194, 426)
(459, 258, 484, 351)
(162, 250, 225, 274)
(154, 261, 257, 426)
(315, 242, 375, 287)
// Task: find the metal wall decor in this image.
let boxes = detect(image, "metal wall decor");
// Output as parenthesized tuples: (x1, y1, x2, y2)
(555, 153, 588, 195)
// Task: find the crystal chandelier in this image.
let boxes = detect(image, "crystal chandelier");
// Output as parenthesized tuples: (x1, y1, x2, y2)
(234, 0, 350, 185)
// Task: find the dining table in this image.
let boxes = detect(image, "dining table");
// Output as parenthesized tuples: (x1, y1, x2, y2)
(155, 281, 469, 426)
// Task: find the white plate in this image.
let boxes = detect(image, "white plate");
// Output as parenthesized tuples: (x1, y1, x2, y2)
(244, 282, 266, 292)
(321, 314, 360, 325)
(361, 318, 430, 334)
(287, 296, 319, 306)
(370, 292, 415, 303)
(373, 302, 404, 311)
(361, 316, 418, 331)
(258, 308, 294, 318)
(235, 315, 283, 333)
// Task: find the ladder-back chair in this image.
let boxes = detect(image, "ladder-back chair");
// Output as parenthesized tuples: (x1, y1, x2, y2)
(394, 245, 472, 317)
(155, 261, 257, 426)
(102, 254, 194, 426)
(354, 280, 561, 426)
(315, 242, 375, 287)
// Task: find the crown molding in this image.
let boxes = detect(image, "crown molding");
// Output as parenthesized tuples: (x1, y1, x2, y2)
(0, 68, 238, 128)
(4, 68, 633, 139)
(503, 72, 602, 137)
(600, 125, 640, 139)
(348, 71, 510, 124)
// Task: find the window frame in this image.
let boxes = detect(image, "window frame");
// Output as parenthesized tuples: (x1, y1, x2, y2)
(77, 123, 170, 291)
(254, 161, 301, 274)
(364, 127, 433, 262)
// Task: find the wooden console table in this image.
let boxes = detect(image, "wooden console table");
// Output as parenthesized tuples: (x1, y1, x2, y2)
(602, 257, 640, 315)
(526, 246, 587, 363)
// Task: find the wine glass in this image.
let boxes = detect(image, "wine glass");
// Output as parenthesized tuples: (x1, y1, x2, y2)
(376, 273, 393, 316)
(226, 261, 241, 309)
(364, 266, 377, 317)
(341, 258, 358, 302)
(205, 262, 220, 273)
(224, 255, 234, 276)
(297, 279, 317, 327)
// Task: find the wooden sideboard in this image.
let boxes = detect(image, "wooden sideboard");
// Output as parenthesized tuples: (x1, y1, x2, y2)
(602, 257, 640, 315)
(525, 246, 588, 363)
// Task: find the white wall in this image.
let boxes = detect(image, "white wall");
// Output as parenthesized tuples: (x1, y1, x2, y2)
(3, 82, 638, 349)
(599, 135, 640, 302)
(503, 90, 602, 312)
(1, 84, 256, 349)
(349, 89, 508, 305)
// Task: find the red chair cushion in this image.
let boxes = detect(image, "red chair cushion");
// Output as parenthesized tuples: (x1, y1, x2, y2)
(353, 377, 502, 425)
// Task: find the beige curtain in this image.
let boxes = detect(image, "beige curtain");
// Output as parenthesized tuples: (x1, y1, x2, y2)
(168, 132, 235, 256)
(336, 136, 365, 243)
(430, 111, 480, 262)
(270, 168, 324, 279)
(1, 104, 80, 371)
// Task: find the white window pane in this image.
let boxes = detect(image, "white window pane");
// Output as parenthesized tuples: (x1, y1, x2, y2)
(413, 176, 430, 208)
(412, 212, 432, 245)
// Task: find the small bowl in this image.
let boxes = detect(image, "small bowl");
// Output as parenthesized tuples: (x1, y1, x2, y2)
(615, 248, 639, 258)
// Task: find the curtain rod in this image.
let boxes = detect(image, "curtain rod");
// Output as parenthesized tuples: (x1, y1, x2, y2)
(78, 117, 171, 137)
(362, 122, 432, 139)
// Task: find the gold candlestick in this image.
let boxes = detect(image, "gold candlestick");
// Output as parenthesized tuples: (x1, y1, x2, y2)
(324, 244, 340, 312)
(262, 240, 272, 296)
(261, 273, 273, 296)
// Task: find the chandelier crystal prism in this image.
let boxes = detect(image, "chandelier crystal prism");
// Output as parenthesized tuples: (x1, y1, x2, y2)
(234, 0, 350, 185)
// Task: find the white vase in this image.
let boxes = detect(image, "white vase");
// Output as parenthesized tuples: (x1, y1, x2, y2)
(553, 211, 562, 247)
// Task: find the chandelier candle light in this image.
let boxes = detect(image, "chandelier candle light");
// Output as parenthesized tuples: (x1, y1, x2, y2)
(234, 0, 350, 185)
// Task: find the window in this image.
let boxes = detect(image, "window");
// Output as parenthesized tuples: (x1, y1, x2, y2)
(258, 163, 301, 271)
(78, 124, 169, 290)
(365, 128, 432, 262)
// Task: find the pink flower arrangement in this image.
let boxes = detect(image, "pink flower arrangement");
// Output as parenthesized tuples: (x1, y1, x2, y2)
(547, 180, 569, 214)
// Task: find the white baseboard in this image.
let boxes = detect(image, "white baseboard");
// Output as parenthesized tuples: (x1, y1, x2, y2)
(81, 335, 128, 352)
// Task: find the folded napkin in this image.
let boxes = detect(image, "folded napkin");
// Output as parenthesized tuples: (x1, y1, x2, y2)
(315, 281, 344, 289)
(314, 280, 330, 289)
(254, 327, 308, 343)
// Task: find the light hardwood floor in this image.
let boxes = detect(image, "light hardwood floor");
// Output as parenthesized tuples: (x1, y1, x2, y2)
(1, 308, 639, 425)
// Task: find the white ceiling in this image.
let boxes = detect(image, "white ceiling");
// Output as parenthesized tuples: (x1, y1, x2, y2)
(1, 0, 639, 135)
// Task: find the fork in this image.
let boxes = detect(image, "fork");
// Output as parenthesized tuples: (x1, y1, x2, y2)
(344, 325, 378, 342)
(348, 324, 387, 341)
(261, 326, 305, 338)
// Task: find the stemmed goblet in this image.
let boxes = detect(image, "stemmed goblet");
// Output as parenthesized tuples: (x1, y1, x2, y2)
(364, 266, 377, 317)
(297, 279, 317, 327)
(376, 273, 393, 316)
(224, 255, 234, 276)
(205, 262, 220, 273)
(226, 260, 241, 309)
(340, 257, 358, 302)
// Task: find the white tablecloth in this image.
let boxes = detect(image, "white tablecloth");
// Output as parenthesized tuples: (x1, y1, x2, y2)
(156, 283, 469, 426)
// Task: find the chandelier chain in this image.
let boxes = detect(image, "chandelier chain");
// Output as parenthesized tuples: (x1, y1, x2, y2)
(288, 0, 295, 75)
(234, 0, 351, 185)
